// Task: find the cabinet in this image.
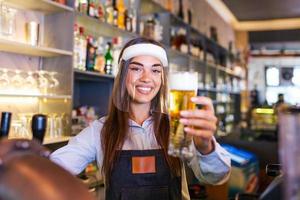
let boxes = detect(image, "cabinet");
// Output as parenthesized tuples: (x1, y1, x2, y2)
(0, 0, 74, 144)
(0, 0, 244, 143)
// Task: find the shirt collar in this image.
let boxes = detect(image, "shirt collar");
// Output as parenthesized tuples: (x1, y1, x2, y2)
(128, 116, 153, 128)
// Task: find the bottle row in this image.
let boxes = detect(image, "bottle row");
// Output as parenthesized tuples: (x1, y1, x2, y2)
(76, 0, 137, 33)
(74, 25, 123, 75)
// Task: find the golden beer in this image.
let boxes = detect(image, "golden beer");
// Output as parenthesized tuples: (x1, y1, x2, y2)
(168, 72, 198, 159)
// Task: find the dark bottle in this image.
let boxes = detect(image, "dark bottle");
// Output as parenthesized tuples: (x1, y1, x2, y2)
(178, 0, 184, 19)
(0, 112, 12, 138)
(88, 0, 96, 17)
(112, 0, 118, 27)
(86, 36, 97, 71)
(31, 114, 47, 143)
(104, 42, 114, 75)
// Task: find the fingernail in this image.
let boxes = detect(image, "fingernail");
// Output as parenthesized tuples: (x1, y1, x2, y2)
(40, 150, 51, 158)
(180, 111, 188, 115)
(184, 127, 190, 132)
(191, 97, 197, 102)
(15, 141, 30, 149)
(180, 118, 187, 123)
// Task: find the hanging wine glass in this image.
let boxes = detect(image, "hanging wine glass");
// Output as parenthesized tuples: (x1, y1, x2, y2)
(24, 71, 38, 89)
(11, 69, 24, 89)
(0, 68, 10, 88)
(38, 70, 49, 95)
(48, 71, 59, 88)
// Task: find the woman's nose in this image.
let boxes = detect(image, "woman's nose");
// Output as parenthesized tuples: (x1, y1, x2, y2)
(139, 69, 151, 82)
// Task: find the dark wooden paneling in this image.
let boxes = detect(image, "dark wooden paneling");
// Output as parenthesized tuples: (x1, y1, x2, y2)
(223, 0, 300, 21)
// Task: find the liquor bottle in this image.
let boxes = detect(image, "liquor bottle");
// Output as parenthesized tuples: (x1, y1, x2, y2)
(153, 13, 163, 41)
(75, 0, 80, 11)
(85, 36, 97, 71)
(143, 17, 155, 39)
(117, 0, 126, 30)
(165, 0, 173, 12)
(79, 0, 88, 14)
(88, 0, 96, 17)
(105, 0, 114, 25)
(0, 112, 12, 138)
(178, 0, 184, 19)
(94, 37, 105, 73)
(73, 24, 80, 69)
(96, 1, 105, 22)
(78, 27, 87, 71)
(104, 42, 113, 75)
(112, 0, 118, 27)
(112, 37, 122, 76)
(125, 0, 136, 32)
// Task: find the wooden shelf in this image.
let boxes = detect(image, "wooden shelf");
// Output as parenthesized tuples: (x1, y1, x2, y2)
(140, 0, 168, 15)
(43, 136, 72, 145)
(74, 69, 115, 80)
(0, 93, 72, 99)
(76, 12, 138, 38)
(5, 0, 74, 14)
(0, 38, 73, 57)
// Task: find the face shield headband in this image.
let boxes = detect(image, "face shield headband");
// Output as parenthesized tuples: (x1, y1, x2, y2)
(119, 43, 168, 67)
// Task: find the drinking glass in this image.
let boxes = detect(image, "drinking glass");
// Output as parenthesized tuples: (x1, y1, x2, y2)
(0, 4, 16, 38)
(168, 71, 198, 159)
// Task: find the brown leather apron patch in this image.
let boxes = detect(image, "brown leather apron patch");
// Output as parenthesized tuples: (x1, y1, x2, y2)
(132, 156, 156, 174)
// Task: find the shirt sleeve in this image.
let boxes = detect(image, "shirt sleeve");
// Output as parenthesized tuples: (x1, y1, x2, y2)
(50, 120, 103, 175)
(187, 137, 231, 185)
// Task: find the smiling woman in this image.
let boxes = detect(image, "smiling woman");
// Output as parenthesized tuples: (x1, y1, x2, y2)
(51, 37, 231, 200)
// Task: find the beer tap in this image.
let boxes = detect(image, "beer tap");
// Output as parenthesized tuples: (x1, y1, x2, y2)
(0, 112, 12, 139)
(31, 114, 47, 143)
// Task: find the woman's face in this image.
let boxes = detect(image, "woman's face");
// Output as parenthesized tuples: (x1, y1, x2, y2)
(126, 55, 163, 104)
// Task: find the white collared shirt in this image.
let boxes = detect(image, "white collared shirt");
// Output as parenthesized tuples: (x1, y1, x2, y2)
(51, 117, 231, 200)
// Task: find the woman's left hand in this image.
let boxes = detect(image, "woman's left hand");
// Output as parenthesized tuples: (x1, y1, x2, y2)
(179, 96, 218, 155)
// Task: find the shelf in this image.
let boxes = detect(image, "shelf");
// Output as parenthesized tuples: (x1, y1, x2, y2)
(140, 0, 169, 15)
(43, 136, 72, 145)
(76, 12, 138, 38)
(0, 93, 72, 99)
(215, 64, 242, 79)
(74, 69, 115, 80)
(0, 38, 73, 57)
(5, 0, 74, 14)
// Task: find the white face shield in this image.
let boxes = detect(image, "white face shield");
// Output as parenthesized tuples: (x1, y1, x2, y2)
(112, 43, 169, 114)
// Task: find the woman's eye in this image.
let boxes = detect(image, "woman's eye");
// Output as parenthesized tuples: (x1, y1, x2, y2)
(152, 69, 161, 74)
(130, 67, 142, 71)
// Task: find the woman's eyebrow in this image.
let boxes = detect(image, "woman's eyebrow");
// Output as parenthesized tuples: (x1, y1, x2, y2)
(152, 64, 162, 67)
(129, 61, 162, 67)
(129, 61, 143, 66)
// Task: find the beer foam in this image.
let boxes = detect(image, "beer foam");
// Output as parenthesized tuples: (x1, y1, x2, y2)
(169, 72, 198, 91)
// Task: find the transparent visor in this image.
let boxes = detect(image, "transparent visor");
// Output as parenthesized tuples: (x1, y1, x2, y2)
(112, 59, 169, 114)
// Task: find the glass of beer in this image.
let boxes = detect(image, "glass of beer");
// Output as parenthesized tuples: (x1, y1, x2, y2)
(168, 71, 198, 159)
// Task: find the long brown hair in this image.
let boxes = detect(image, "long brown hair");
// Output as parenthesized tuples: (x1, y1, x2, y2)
(101, 37, 181, 184)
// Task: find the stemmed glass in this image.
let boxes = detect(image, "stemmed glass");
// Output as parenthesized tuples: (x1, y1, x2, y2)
(38, 70, 49, 94)
(24, 71, 38, 89)
(11, 69, 24, 89)
(48, 71, 59, 88)
(0, 68, 9, 88)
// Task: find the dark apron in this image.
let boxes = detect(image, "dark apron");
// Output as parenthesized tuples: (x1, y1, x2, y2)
(105, 149, 181, 200)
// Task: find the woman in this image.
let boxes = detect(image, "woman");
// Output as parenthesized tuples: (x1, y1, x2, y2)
(51, 37, 231, 200)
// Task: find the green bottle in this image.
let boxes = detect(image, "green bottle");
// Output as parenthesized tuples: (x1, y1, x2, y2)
(104, 42, 113, 75)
